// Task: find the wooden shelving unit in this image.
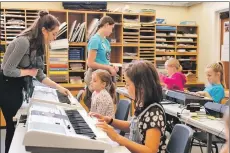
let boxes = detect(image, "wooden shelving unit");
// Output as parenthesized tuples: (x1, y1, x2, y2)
(176, 25, 198, 79)
(155, 24, 199, 80)
(0, 8, 5, 68)
(139, 14, 155, 64)
(25, 9, 38, 28)
(4, 9, 26, 44)
(1, 8, 199, 84)
(155, 24, 177, 72)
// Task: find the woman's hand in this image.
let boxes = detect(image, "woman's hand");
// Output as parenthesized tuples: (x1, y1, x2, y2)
(96, 121, 120, 142)
(195, 91, 206, 96)
(56, 85, 71, 96)
(89, 112, 111, 124)
(113, 66, 119, 72)
(108, 66, 117, 76)
(25, 68, 38, 77)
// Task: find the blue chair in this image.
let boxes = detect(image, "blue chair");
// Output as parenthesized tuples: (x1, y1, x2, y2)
(115, 99, 131, 136)
(166, 124, 194, 153)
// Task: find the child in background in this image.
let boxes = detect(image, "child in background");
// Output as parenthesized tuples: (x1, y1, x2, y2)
(159, 58, 186, 91)
(220, 110, 229, 153)
(195, 62, 225, 103)
(90, 69, 115, 117)
(90, 60, 167, 153)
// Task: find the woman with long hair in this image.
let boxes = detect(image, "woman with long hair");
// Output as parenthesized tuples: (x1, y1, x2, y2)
(0, 10, 70, 153)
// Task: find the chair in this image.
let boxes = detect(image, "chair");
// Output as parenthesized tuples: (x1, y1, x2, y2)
(115, 99, 131, 136)
(225, 99, 229, 105)
(191, 131, 225, 153)
(221, 98, 229, 105)
(76, 90, 85, 102)
(75, 90, 89, 112)
(166, 124, 194, 153)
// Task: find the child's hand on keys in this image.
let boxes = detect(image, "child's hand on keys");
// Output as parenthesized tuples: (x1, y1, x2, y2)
(90, 116, 99, 124)
(95, 121, 119, 141)
(88, 112, 111, 124)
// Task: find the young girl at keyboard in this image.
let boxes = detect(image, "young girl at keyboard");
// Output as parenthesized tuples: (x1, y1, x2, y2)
(90, 60, 167, 153)
(90, 69, 115, 117)
(195, 62, 225, 103)
(159, 58, 186, 91)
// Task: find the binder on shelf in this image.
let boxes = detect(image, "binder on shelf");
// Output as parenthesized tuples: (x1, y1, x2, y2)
(69, 20, 77, 41)
(69, 47, 84, 60)
(80, 25, 86, 42)
(76, 22, 86, 42)
(57, 22, 67, 38)
(87, 18, 99, 40)
(70, 22, 86, 42)
(70, 23, 80, 42)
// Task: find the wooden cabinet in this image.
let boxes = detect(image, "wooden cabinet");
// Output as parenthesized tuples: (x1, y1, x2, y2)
(1, 8, 201, 86)
(1, 8, 157, 86)
(155, 24, 199, 81)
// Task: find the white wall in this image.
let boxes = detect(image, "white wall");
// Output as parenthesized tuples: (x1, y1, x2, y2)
(187, 2, 229, 83)
(1, 2, 64, 10)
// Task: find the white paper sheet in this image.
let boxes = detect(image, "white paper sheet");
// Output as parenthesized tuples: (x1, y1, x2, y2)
(221, 44, 229, 61)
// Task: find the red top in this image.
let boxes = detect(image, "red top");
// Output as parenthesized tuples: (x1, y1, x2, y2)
(159, 72, 187, 91)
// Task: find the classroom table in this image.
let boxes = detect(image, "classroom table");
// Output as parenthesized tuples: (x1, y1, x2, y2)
(116, 87, 226, 153)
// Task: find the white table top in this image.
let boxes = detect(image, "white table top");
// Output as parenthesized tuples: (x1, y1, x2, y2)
(163, 104, 225, 139)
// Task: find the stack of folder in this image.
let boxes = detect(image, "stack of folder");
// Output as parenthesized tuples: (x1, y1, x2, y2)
(49, 39, 69, 83)
(69, 63, 84, 71)
(69, 20, 86, 42)
(70, 76, 83, 84)
(69, 47, 84, 60)
(140, 20, 155, 44)
(57, 22, 67, 39)
(123, 18, 140, 44)
(50, 39, 68, 50)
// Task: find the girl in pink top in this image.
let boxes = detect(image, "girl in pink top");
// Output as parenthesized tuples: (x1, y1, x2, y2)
(159, 58, 186, 91)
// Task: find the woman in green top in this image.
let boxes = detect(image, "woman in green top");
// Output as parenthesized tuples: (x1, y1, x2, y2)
(84, 16, 118, 108)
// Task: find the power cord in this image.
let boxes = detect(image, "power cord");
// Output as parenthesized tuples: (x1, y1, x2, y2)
(176, 105, 187, 118)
